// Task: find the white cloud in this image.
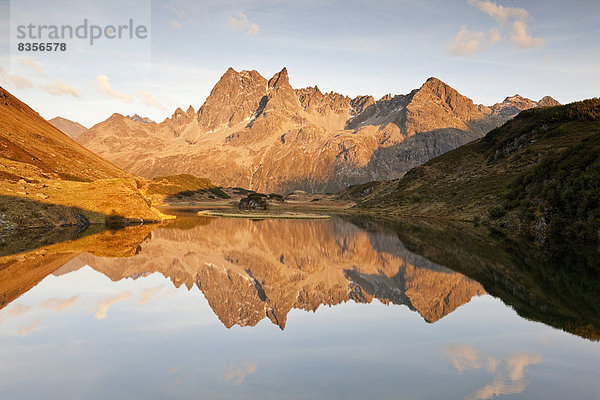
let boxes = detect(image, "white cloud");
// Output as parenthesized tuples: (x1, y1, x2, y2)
(489, 27, 502, 45)
(504, 352, 542, 381)
(96, 75, 133, 103)
(42, 81, 81, 98)
(170, 20, 182, 30)
(450, 0, 544, 55)
(224, 361, 257, 384)
(446, 345, 542, 400)
(226, 14, 260, 36)
(19, 58, 43, 74)
(509, 20, 545, 49)
(448, 27, 487, 56)
(0, 66, 33, 88)
(445, 344, 499, 373)
(92, 291, 132, 320)
(467, 0, 529, 24)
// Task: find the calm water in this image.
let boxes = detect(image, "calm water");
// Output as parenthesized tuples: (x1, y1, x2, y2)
(0, 213, 598, 399)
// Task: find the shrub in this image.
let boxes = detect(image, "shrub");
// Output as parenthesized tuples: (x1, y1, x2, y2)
(488, 206, 506, 219)
(106, 214, 127, 230)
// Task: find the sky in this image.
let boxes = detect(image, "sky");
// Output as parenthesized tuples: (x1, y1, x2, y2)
(0, 0, 598, 127)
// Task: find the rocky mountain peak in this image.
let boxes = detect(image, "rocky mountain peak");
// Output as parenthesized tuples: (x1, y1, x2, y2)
(268, 67, 290, 89)
(196, 67, 268, 131)
(491, 94, 551, 116)
(186, 105, 195, 115)
(127, 114, 155, 124)
(538, 96, 560, 107)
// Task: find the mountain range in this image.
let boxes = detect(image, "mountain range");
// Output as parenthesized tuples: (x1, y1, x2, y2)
(73, 68, 559, 193)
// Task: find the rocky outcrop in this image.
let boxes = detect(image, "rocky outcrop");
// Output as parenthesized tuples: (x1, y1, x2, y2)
(77, 69, 560, 193)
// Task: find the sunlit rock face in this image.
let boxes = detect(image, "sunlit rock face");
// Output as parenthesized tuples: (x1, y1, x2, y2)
(56, 216, 485, 329)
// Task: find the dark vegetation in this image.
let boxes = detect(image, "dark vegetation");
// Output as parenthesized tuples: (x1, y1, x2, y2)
(490, 99, 600, 244)
(148, 174, 230, 199)
(238, 192, 268, 210)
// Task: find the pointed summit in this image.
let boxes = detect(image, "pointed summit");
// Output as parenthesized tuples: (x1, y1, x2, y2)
(268, 67, 289, 89)
(419, 77, 455, 97)
(197, 67, 268, 131)
(538, 96, 560, 107)
(186, 105, 195, 115)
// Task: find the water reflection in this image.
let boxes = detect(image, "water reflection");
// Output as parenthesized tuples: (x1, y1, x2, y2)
(0, 214, 598, 399)
(3, 215, 485, 328)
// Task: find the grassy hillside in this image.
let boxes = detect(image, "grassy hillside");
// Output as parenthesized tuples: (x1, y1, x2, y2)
(0, 86, 166, 228)
(345, 99, 600, 245)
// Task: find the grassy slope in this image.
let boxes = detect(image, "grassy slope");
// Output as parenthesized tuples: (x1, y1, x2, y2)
(347, 99, 600, 245)
(0, 86, 165, 227)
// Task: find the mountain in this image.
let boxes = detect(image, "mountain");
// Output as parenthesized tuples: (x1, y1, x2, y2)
(491, 94, 560, 116)
(48, 117, 87, 140)
(0, 86, 165, 229)
(341, 99, 600, 245)
(77, 68, 559, 193)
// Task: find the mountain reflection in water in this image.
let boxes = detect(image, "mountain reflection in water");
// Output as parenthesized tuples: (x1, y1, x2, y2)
(3, 215, 485, 329)
(0, 214, 599, 400)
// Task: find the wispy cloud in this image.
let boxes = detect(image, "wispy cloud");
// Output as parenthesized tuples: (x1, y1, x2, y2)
(449, 0, 544, 56)
(92, 291, 133, 320)
(170, 20, 182, 30)
(0, 66, 33, 89)
(96, 74, 133, 102)
(224, 361, 257, 384)
(0, 303, 31, 325)
(137, 285, 165, 304)
(42, 81, 81, 98)
(19, 58, 44, 74)
(17, 319, 41, 335)
(139, 90, 167, 111)
(40, 296, 80, 312)
(165, 1, 186, 18)
(226, 13, 260, 36)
